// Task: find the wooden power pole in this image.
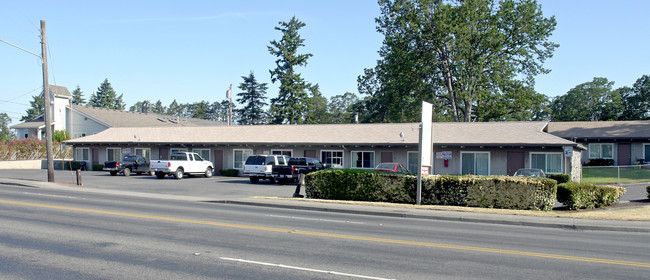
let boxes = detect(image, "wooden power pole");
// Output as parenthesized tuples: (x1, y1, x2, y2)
(41, 20, 54, 182)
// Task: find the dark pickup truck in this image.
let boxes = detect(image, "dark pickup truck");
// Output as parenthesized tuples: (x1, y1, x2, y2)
(103, 155, 149, 176)
(272, 157, 328, 184)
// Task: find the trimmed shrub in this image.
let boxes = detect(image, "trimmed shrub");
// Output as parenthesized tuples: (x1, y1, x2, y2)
(306, 170, 557, 211)
(585, 158, 614, 166)
(647, 186, 650, 200)
(547, 173, 570, 184)
(557, 182, 626, 210)
(92, 164, 104, 171)
(219, 169, 240, 177)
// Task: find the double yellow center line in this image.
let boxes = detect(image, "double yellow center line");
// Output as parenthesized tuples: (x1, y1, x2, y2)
(2, 199, 649, 268)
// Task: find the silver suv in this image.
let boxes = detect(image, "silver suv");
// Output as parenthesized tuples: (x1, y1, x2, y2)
(243, 155, 289, 183)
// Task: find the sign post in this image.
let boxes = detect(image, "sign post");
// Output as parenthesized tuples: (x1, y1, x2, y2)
(417, 101, 433, 205)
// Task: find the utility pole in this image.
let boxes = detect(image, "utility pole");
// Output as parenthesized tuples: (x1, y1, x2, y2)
(226, 84, 233, 126)
(41, 20, 54, 182)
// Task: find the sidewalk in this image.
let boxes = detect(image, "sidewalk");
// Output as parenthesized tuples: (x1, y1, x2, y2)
(2, 176, 649, 233)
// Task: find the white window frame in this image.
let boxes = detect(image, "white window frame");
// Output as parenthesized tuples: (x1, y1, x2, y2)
(588, 143, 614, 159)
(106, 148, 122, 162)
(530, 152, 563, 174)
(321, 150, 344, 168)
(351, 151, 375, 169)
(407, 151, 418, 174)
(75, 147, 89, 161)
(134, 148, 151, 162)
(193, 148, 211, 162)
(271, 149, 293, 157)
(460, 151, 490, 175)
(234, 149, 253, 169)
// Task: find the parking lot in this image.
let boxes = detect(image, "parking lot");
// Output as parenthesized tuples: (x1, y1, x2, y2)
(0, 170, 300, 200)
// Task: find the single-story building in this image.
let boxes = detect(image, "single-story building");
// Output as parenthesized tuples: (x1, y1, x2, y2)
(547, 121, 650, 166)
(65, 122, 583, 181)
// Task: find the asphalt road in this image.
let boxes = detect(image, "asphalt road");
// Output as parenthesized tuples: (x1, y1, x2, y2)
(1, 179, 649, 279)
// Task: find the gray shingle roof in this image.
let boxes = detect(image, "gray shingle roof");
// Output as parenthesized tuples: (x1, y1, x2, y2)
(66, 122, 577, 147)
(49, 85, 71, 98)
(547, 121, 650, 139)
(71, 105, 224, 127)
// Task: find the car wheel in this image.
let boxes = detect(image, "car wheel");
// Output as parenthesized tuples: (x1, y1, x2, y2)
(110, 171, 118, 176)
(269, 177, 276, 184)
(123, 168, 131, 177)
(250, 177, 259, 184)
(174, 168, 184, 179)
(205, 167, 213, 178)
(155, 172, 166, 179)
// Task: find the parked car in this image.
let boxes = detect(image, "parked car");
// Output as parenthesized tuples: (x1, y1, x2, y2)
(374, 163, 409, 173)
(149, 152, 214, 179)
(103, 155, 149, 176)
(513, 168, 547, 178)
(243, 155, 289, 183)
(272, 157, 329, 184)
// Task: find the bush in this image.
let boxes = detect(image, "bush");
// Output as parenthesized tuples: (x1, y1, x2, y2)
(65, 161, 84, 170)
(556, 182, 626, 210)
(547, 173, 570, 184)
(585, 158, 614, 166)
(219, 169, 240, 177)
(647, 186, 650, 200)
(92, 164, 104, 171)
(305, 170, 557, 211)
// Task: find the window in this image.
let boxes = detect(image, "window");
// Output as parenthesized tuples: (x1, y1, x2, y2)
(135, 148, 151, 162)
(461, 152, 490, 175)
(75, 148, 89, 161)
(193, 149, 211, 162)
(407, 151, 418, 173)
(272, 150, 293, 157)
(351, 151, 374, 169)
(171, 148, 187, 154)
(106, 148, 121, 162)
(234, 149, 253, 169)
(530, 152, 563, 174)
(589, 143, 613, 159)
(321, 150, 344, 168)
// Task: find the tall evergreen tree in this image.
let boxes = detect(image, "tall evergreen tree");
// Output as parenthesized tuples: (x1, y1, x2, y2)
(71, 85, 85, 105)
(167, 99, 182, 116)
(267, 16, 313, 124)
(20, 95, 44, 121)
(88, 79, 125, 110)
(236, 72, 268, 125)
(152, 100, 166, 114)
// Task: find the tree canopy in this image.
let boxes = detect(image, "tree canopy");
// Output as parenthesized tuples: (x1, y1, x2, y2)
(20, 95, 44, 121)
(88, 79, 125, 110)
(267, 16, 313, 124)
(236, 72, 268, 125)
(71, 85, 85, 105)
(550, 77, 622, 121)
(359, 0, 558, 122)
(0, 112, 15, 143)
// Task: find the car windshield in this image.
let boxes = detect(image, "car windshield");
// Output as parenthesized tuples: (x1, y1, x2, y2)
(375, 163, 395, 170)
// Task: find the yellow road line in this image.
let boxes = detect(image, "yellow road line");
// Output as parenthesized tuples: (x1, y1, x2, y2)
(2, 199, 649, 268)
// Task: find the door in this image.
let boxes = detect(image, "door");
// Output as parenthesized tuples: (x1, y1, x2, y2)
(507, 152, 525, 176)
(617, 143, 631, 166)
(92, 148, 99, 165)
(159, 148, 169, 160)
(213, 150, 223, 174)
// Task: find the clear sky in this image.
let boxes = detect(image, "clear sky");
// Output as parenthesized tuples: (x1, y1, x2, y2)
(1, 0, 648, 127)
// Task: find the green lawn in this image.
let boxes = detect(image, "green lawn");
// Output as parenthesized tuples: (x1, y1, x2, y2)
(582, 167, 650, 185)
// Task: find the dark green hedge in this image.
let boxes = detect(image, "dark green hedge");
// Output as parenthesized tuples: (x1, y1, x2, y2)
(92, 164, 104, 171)
(219, 169, 240, 177)
(547, 173, 570, 184)
(305, 170, 557, 211)
(585, 158, 615, 166)
(556, 182, 626, 210)
(647, 186, 650, 200)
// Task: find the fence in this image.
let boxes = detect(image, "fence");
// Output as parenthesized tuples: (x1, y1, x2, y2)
(582, 164, 650, 185)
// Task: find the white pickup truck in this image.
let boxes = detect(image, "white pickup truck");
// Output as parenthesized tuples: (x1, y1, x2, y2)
(149, 152, 214, 179)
